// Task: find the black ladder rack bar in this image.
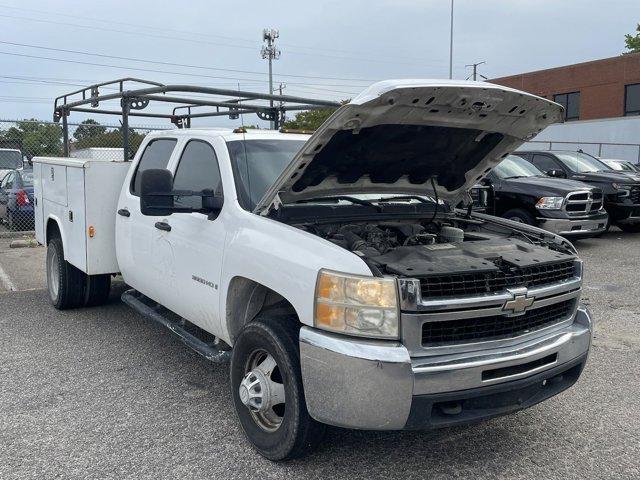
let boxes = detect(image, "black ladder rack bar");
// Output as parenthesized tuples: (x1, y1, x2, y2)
(53, 77, 343, 161)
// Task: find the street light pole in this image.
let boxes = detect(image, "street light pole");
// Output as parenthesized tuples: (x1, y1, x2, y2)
(449, 0, 454, 80)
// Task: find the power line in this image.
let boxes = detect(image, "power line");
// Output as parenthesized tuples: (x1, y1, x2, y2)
(0, 40, 376, 83)
(0, 50, 373, 88)
(0, 12, 448, 68)
(0, 3, 449, 65)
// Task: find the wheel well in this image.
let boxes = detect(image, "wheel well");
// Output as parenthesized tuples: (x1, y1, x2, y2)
(46, 218, 61, 244)
(226, 277, 297, 345)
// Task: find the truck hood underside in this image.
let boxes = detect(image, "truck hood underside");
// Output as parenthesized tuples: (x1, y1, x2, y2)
(255, 80, 564, 215)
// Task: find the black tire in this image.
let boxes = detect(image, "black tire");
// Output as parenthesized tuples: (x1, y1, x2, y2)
(84, 274, 111, 307)
(502, 208, 536, 226)
(46, 236, 86, 310)
(617, 222, 640, 233)
(230, 315, 325, 461)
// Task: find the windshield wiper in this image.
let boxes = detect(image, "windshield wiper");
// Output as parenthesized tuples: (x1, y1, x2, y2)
(504, 175, 530, 179)
(296, 195, 376, 207)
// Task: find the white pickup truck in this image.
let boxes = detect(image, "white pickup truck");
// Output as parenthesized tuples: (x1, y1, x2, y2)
(34, 80, 593, 461)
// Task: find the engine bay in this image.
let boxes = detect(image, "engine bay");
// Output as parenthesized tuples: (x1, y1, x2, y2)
(296, 215, 576, 278)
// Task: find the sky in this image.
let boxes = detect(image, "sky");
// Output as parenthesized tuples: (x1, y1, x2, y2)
(0, 0, 638, 129)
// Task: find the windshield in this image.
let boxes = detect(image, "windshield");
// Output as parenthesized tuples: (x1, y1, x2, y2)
(227, 139, 306, 210)
(555, 152, 611, 173)
(603, 160, 634, 172)
(0, 150, 22, 169)
(493, 155, 545, 179)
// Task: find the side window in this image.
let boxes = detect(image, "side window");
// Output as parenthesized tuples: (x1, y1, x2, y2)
(531, 154, 560, 173)
(131, 138, 177, 196)
(4, 173, 14, 189)
(173, 140, 223, 211)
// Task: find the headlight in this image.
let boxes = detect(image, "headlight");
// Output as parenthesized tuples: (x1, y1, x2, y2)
(535, 196, 565, 210)
(612, 183, 630, 197)
(314, 269, 399, 339)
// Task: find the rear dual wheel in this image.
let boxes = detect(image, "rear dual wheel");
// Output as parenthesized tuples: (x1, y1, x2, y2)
(230, 315, 325, 461)
(46, 235, 111, 310)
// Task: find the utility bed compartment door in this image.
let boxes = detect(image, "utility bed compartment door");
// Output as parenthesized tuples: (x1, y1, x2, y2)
(42, 164, 68, 206)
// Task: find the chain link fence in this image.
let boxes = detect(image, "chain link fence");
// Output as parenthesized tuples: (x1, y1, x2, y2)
(0, 119, 167, 234)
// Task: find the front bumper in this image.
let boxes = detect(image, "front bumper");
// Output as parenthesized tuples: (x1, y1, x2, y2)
(299, 306, 593, 430)
(536, 212, 608, 236)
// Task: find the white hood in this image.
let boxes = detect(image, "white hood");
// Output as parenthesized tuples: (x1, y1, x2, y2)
(254, 79, 563, 215)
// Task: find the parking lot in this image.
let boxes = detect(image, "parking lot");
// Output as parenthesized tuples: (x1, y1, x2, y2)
(0, 231, 639, 479)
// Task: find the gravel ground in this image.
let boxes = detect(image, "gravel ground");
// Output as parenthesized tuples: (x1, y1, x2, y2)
(0, 230, 639, 479)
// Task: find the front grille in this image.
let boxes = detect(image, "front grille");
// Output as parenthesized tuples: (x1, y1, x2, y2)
(628, 185, 640, 204)
(421, 299, 575, 346)
(419, 261, 576, 299)
(565, 190, 603, 215)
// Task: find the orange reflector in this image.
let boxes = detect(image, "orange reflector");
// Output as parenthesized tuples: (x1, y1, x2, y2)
(88, 226, 95, 238)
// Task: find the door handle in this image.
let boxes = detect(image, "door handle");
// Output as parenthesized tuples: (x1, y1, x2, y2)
(155, 221, 172, 232)
(117, 208, 130, 217)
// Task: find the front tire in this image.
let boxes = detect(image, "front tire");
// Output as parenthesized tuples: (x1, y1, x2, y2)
(502, 208, 536, 226)
(46, 236, 86, 310)
(230, 315, 325, 461)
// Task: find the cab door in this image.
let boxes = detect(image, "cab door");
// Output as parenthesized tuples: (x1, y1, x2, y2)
(115, 137, 179, 303)
(157, 139, 227, 333)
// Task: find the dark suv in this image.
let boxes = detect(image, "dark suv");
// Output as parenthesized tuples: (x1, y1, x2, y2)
(472, 155, 608, 238)
(515, 150, 640, 233)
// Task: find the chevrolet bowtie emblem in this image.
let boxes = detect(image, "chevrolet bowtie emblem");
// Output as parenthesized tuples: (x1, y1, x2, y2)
(503, 294, 535, 313)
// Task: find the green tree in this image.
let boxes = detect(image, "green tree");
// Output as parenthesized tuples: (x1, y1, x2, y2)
(74, 127, 146, 154)
(624, 23, 640, 53)
(0, 119, 62, 157)
(73, 119, 107, 141)
(282, 108, 338, 131)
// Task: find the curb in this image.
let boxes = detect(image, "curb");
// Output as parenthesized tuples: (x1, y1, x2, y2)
(9, 238, 39, 249)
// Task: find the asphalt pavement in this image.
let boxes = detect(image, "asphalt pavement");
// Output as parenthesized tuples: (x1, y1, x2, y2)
(0, 231, 639, 479)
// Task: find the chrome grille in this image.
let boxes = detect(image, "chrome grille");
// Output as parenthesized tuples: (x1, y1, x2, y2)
(419, 260, 576, 299)
(421, 299, 575, 346)
(565, 190, 603, 215)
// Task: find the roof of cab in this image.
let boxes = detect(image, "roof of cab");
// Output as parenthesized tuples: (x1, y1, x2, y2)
(147, 127, 311, 142)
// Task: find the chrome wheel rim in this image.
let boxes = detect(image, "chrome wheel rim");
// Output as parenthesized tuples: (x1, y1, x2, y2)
(47, 246, 59, 302)
(239, 349, 286, 432)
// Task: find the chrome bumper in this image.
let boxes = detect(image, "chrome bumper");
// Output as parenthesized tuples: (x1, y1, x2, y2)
(299, 306, 593, 430)
(536, 215, 608, 236)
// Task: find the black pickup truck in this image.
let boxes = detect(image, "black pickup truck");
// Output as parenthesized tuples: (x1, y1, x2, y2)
(473, 155, 608, 239)
(514, 150, 640, 233)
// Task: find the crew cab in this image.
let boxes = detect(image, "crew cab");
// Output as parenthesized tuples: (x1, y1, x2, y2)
(516, 150, 640, 232)
(474, 155, 608, 238)
(34, 80, 593, 461)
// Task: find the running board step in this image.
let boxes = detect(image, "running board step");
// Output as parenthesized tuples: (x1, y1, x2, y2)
(122, 289, 231, 363)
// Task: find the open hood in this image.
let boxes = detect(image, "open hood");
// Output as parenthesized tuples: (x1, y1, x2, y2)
(254, 80, 563, 215)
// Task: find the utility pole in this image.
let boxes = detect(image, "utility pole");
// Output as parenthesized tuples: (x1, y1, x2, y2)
(277, 83, 286, 125)
(449, 0, 454, 79)
(261, 28, 280, 129)
(465, 61, 487, 81)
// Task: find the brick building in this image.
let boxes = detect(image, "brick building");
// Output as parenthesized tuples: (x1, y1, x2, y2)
(491, 53, 640, 122)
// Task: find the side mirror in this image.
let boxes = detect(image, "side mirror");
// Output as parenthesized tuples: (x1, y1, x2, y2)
(140, 169, 174, 216)
(547, 169, 566, 178)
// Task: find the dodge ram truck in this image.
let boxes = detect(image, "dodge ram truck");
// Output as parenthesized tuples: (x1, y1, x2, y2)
(516, 150, 640, 233)
(34, 80, 593, 461)
(472, 154, 608, 238)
